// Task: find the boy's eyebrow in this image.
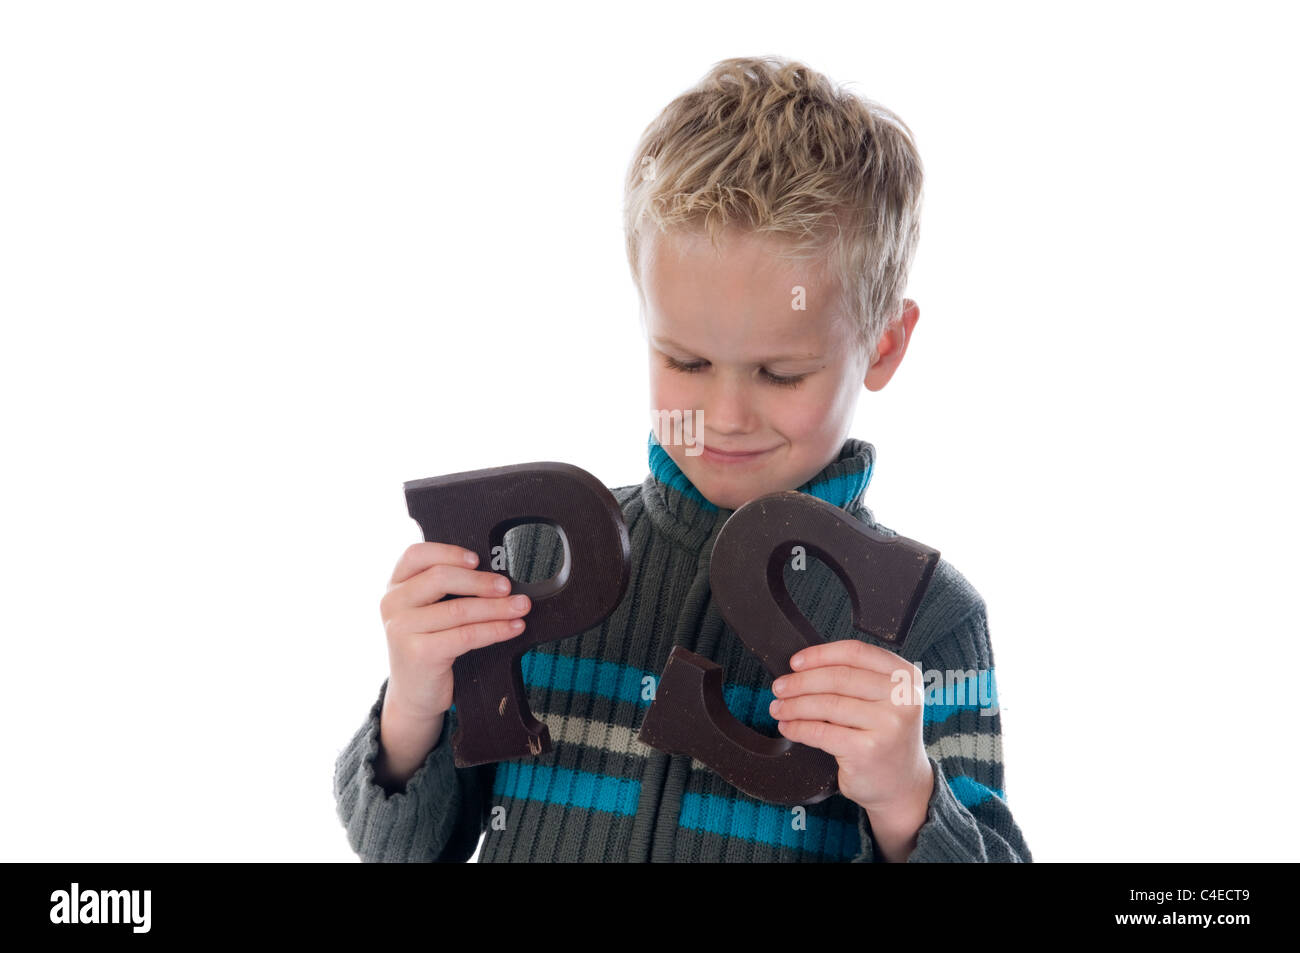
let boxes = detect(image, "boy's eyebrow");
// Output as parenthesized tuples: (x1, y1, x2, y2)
(651, 336, 821, 362)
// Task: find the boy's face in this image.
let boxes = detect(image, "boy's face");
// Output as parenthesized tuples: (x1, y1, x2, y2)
(640, 226, 915, 511)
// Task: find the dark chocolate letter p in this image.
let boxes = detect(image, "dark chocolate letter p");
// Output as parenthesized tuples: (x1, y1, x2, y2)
(404, 462, 630, 767)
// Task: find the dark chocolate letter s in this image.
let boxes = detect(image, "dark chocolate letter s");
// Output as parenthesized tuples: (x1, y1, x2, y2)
(404, 462, 630, 767)
(637, 491, 939, 805)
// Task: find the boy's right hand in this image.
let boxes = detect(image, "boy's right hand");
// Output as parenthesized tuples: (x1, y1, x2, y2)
(379, 542, 531, 724)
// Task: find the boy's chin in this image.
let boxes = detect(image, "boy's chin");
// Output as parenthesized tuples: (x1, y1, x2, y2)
(684, 468, 777, 512)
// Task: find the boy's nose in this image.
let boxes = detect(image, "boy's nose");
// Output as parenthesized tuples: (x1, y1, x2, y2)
(702, 374, 757, 433)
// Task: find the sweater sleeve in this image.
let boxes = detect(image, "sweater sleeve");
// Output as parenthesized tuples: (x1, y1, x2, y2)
(853, 605, 1032, 863)
(333, 678, 495, 862)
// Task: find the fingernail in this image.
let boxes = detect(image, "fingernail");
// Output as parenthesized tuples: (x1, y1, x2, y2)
(511, 595, 529, 609)
(495, 577, 510, 593)
(772, 678, 786, 694)
(464, 551, 478, 565)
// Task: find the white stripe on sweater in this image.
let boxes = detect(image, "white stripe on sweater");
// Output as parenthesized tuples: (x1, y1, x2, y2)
(537, 710, 1003, 770)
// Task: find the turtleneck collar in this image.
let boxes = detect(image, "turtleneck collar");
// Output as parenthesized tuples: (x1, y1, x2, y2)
(640, 430, 876, 552)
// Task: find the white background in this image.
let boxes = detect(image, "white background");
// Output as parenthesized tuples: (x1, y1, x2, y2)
(2, 0, 1296, 862)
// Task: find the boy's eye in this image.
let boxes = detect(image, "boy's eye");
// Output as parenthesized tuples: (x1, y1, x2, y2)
(663, 355, 707, 374)
(763, 370, 807, 388)
(662, 355, 806, 388)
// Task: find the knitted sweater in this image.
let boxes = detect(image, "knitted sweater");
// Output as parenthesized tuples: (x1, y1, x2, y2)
(333, 434, 1031, 862)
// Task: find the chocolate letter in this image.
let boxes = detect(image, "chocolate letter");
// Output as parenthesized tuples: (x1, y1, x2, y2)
(637, 491, 939, 804)
(404, 462, 630, 767)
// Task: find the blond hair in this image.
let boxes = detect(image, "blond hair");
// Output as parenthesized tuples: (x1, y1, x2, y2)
(623, 55, 924, 363)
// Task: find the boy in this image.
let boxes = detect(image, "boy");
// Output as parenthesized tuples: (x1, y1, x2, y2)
(334, 55, 1030, 862)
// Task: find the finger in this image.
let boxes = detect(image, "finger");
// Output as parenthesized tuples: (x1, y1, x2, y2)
(771, 664, 893, 703)
(433, 616, 530, 664)
(389, 541, 482, 586)
(389, 562, 516, 613)
(775, 717, 863, 758)
(789, 639, 919, 680)
(394, 591, 531, 638)
(770, 692, 875, 731)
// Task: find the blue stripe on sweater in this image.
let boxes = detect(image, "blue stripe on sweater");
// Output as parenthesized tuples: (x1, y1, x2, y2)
(454, 654, 998, 724)
(520, 651, 649, 705)
(492, 761, 641, 816)
(678, 792, 861, 859)
(947, 776, 1004, 807)
(516, 651, 996, 722)
(519, 651, 782, 729)
(925, 670, 999, 722)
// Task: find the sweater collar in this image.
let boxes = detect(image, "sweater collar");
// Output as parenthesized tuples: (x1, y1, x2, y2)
(640, 430, 876, 552)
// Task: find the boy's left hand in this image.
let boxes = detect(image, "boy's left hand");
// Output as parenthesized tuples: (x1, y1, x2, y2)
(769, 640, 933, 819)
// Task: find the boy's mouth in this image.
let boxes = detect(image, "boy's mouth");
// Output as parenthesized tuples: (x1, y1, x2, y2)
(700, 445, 771, 464)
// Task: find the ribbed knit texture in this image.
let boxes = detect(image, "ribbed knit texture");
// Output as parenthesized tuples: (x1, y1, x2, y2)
(333, 433, 1031, 862)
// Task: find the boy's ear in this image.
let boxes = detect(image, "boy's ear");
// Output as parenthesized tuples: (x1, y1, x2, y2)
(864, 299, 920, 392)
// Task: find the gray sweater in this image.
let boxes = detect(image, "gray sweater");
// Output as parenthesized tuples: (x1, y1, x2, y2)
(333, 434, 1031, 862)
